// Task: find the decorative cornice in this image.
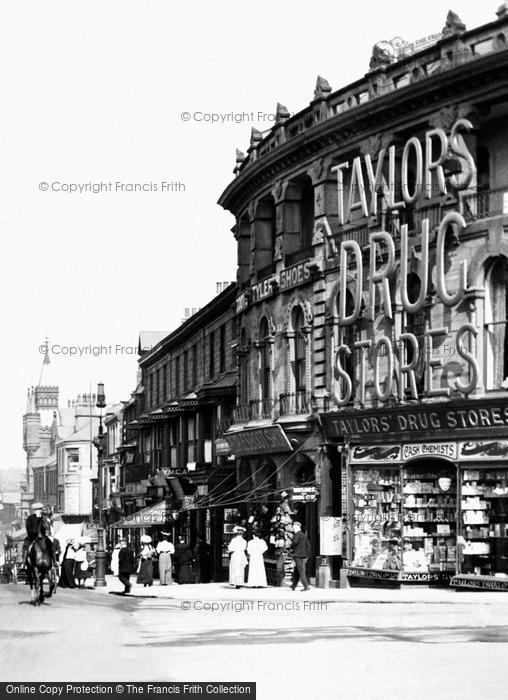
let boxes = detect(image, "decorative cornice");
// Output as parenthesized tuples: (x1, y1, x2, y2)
(218, 49, 508, 217)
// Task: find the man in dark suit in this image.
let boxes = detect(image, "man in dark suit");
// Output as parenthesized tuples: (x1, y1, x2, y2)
(118, 538, 135, 594)
(290, 521, 311, 591)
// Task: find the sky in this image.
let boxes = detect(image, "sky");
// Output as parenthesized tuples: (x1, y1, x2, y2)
(0, 0, 495, 470)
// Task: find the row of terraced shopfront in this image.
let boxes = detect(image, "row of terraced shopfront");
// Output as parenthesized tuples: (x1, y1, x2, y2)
(109, 6, 508, 590)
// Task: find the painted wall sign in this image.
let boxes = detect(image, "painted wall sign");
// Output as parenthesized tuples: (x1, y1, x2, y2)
(451, 575, 508, 591)
(251, 275, 277, 304)
(322, 398, 508, 442)
(350, 445, 401, 462)
(345, 567, 399, 581)
(458, 441, 508, 460)
(279, 261, 312, 292)
(399, 571, 452, 583)
(223, 424, 293, 456)
(402, 442, 457, 461)
(236, 262, 314, 314)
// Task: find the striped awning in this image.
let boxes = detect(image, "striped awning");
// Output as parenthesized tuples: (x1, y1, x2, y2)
(109, 501, 174, 529)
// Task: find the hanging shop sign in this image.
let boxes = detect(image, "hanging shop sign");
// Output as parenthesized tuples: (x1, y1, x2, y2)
(322, 397, 508, 443)
(223, 424, 293, 456)
(161, 467, 188, 477)
(291, 486, 318, 502)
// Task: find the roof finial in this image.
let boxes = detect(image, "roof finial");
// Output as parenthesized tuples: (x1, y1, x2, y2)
(442, 10, 466, 37)
(314, 76, 332, 99)
(276, 103, 290, 124)
(497, 2, 508, 18)
(234, 148, 246, 175)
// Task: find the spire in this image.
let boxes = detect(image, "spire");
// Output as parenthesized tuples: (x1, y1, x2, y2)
(33, 338, 59, 420)
(38, 338, 52, 385)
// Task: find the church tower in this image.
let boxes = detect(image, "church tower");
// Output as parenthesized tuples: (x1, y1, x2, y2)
(22, 342, 60, 495)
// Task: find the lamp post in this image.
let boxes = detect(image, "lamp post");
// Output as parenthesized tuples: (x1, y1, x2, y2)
(94, 383, 107, 587)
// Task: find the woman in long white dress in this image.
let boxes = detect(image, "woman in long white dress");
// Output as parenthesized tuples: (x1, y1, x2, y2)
(247, 533, 268, 588)
(228, 527, 247, 588)
(111, 543, 120, 576)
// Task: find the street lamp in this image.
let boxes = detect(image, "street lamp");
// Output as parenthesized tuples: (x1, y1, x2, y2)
(94, 382, 107, 587)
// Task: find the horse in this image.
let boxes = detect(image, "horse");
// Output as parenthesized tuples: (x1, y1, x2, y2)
(26, 537, 57, 606)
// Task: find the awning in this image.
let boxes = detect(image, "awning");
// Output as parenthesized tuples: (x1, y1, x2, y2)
(110, 500, 174, 529)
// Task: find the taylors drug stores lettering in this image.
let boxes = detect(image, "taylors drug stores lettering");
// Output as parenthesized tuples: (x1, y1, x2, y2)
(333, 118, 479, 407)
(331, 119, 475, 225)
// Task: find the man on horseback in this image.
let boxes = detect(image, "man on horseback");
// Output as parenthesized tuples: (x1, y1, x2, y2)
(23, 502, 55, 568)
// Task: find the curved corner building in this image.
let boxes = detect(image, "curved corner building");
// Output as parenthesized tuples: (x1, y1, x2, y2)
(219, 6, 508, 589)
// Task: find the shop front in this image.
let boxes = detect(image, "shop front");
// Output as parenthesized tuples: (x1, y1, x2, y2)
(322, 397, 508, 589)
(223, 422, 320, 585)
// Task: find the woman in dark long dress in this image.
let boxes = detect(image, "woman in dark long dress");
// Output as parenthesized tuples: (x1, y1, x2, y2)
(193, 536, 212, 583)
(58, 539, 77, 588)
(137, 537, 155, 587)
(174, 537, 194, 583)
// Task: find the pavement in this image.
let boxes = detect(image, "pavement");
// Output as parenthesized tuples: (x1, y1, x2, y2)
(2, 581, 508, 697)
(93, 574, 508, 605)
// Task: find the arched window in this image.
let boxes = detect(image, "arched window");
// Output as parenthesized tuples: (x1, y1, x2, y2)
(254, 196, 277, 273)
(485, 257, 508, 389)
(300, 177, 314, 251)
(259, 318, 271, 403)
(292, 306, 307, 392)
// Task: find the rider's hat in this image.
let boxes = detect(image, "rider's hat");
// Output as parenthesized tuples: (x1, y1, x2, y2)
(31, 502, 44, 511)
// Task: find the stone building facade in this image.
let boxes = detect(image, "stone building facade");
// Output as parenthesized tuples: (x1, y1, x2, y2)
(111, 284, 237, 579)
(219, 6, 508, 588)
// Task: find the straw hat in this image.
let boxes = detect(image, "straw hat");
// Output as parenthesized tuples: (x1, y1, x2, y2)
(233, 526, 246, 534)
(140, 534, 152, 544)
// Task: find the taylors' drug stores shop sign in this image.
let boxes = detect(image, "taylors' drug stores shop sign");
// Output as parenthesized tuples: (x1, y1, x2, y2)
(322, 397, 508, 443)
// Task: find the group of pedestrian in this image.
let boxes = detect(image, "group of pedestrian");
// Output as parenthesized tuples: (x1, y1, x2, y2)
(228, 522, 311, 590)
(58, 538, 95, 589)
(112, 532, 213, 594)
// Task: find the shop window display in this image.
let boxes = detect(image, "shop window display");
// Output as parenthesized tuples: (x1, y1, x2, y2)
(352, 468, 401, 569)
(460, 468, 508, 577)
(402, 465, 456, 573)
